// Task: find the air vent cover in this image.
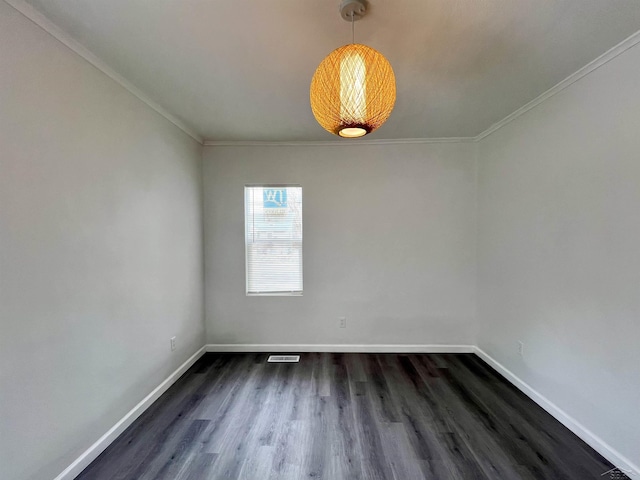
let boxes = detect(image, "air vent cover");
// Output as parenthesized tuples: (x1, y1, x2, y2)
(267, 355, 300, 363)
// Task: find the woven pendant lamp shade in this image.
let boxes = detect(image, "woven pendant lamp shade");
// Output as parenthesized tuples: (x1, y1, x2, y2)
(310, 43, 396, 138)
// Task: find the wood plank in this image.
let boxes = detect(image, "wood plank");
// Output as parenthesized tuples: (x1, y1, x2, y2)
(77, 353, 623, 480)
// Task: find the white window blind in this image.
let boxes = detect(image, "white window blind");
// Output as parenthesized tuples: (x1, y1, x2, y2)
(245, 185, 303, 295)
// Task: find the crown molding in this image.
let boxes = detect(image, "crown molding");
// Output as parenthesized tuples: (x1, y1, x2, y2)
(206, 28, 640, 146)
(474, 28, 640, 142)
(213, 25, 636, 148)
(7, 0, 640, 148)
(203, 137, 475, 147)
(4, 0, 204, 145)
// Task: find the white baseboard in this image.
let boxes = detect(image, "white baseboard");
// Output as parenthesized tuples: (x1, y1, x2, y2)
(53, 344, 637, 480)
(205, 343, 475, 353)
(473, 347, 639, 480)
(53, 347, 206, 480)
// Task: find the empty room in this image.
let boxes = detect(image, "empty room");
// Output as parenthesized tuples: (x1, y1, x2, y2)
(2, 1, 640, 479)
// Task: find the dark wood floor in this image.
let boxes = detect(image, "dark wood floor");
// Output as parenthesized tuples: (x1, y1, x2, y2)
(78, 353, 622, 480)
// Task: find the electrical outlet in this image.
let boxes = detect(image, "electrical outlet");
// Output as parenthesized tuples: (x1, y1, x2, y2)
(518, 341, 524, 357)
(339, 316, 347, 328)
(170, 336, 176, 351)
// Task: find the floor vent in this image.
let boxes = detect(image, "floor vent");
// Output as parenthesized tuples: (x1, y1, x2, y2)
(267, 355, 300, 363)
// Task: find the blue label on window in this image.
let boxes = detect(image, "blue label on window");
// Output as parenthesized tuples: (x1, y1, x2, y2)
(263, 188, 287, 208)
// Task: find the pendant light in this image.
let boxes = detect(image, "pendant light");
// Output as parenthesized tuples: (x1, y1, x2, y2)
(310, 0, 396, 138)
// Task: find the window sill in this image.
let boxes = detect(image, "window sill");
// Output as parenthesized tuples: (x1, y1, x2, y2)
(246, 292, 303, 297)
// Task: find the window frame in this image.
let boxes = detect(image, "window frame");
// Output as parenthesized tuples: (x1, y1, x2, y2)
(244, 184, 303, 297)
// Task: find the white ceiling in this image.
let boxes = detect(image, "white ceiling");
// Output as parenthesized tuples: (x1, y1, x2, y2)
(19, 0, 640, 141)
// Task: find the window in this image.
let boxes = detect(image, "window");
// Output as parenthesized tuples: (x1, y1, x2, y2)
(245, 185, 303, 295)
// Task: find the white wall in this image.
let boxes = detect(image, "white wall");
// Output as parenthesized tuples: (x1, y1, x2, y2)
(0, 3, 204, 480)
(203, 143, 477, 347)
(5, 0, 638, 476)
(477, 41, 640, 473)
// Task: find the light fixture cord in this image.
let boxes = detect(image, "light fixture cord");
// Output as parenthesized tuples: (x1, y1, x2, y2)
(351, 12, 355, 44)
